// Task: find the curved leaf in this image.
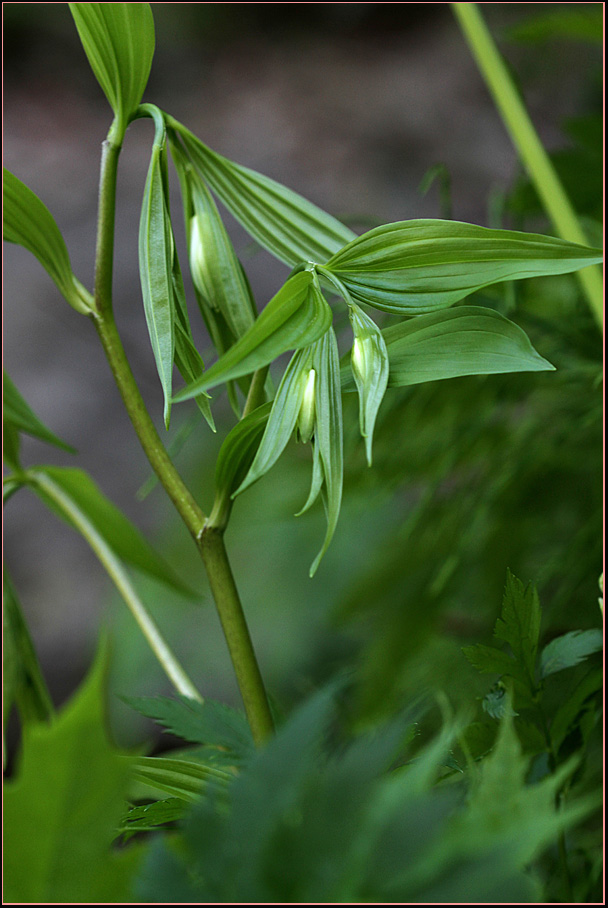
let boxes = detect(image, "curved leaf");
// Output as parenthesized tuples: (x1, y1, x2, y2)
(177, 126, 356, 267)
(540, 629, 603, 678)
(325, 219, 603, 314)
(347, 304, 389, 465)
(212, 402, 272, 518)
(69, 2, 155, 133)
(173, 272, 332, 401)
(3, 169, 92, 314)
(3, 371, 76, 457)
(379, 307, 554, 387)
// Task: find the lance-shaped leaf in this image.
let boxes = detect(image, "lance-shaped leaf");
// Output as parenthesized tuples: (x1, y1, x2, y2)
(173, 272, 332, 401)
(348, 304, 389, 466)
(134, 757, 232, 802)
(540, 629, 603, 678)
(177, 127, 356, 266)
(69, 2, 155, 135)
(139, 142, 175, 427)
(309, 329, 343, 577)
(3, 571, 53, 729)
(3, 372, 76, 464)
(3, 169, 92, 314)
(30, 466, 196, 598)
(363, 307, 554, 388)
(188, 178, 257, 339)
(210, 402, 272, 526)
(234, 349, 313, 497)
(324, 219, 603, 314)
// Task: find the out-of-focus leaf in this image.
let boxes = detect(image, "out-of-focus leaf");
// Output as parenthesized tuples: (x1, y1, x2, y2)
(133, 757, 232, 802)
(234, 349, 312, 497)
(173, 272, 331, 400)
(309, 329, 343, 577)
(540, 629, 603, 678)
(119, 798, 188, 838)
(550, 669, 603, 751)
(125, 695, 254, 759)
(494, 570, 541, 683)
(378, 307, 554, 386)
(324, 220, 603, 314)
(3, 642, 143, 902)
(347, 303, 389, 465)
(3, 571, 53, 729)
(3, 371, 76, 459)
(69, 3, 155, 134)
(462, 643, 522, 678)
(176, 126, 356, 266)
(30, 466, 196, 598)
(139, 140, 175, 427)
(505, 7, 603, 44)
(3, 169, 92, 314)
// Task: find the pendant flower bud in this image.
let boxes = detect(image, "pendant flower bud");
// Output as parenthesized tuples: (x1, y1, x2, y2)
(189, 214, 216, 306)
(297, 368, 317, 443)
(348, 304, 389, 466)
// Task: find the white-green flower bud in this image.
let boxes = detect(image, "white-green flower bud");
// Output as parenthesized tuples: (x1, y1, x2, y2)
(188, 214, 215, 306)
(351, 334, 374, 387)
(297, 368, 316, 444)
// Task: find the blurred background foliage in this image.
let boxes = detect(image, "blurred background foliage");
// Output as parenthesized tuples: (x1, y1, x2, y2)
(3, 3, 602, 752)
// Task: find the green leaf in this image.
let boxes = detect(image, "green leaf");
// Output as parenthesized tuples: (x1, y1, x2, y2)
(3, 371, 76, 461)
(212, 402, 272, 521)
(309, 328, 343, 577)
(347, 303, 389, 465)
(550, 668, 603, 752)
(234, 349, 312, 497)
(377, 307, 554, 387)
(176, 127, 356, 267)
(188, 177, 257, 339)
(173, 271, 332, 401)
(3, 642, 143, 902)
(540, 629, 603, 678)
(494, 570, 541, 683)
(3, 169, 92, 314)
(69, 2, 155, 134)
(506, 7, 603, 44)
(119, 798, 188, 837)
(462, 643, 522, 678)
(324, 219, 603, 314)
(30, 466, 196, 598)
(125, 695, 255, 759)
(133, 756, 232, 802)
(3, 571, 53, 729)
(139, 141, 175, 427)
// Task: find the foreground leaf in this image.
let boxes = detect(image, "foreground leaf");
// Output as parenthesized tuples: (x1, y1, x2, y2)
(3, 643, 143, 902)
(173, 272, 331, 400)
(176, 126, 356, 267)
(3, 371, 76, 464)
(69, 3, 155, 134)
(324, 219, 603, 314)
(380, 307, 554, 386)
(3, 169, 92, 314)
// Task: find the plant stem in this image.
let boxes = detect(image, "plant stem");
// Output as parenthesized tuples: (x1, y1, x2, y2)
(93, 312, 206, 538)
(30, 471, 202, 703)
(242, 366, 269, 418)
(92, 119, 273, 741)
(199, 526, 274, 745)
(452, 2, 603, 329)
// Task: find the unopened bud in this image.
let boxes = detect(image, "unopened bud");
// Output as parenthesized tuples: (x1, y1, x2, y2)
(351, 335, 373, 386)
(297, 368, 316, 443)
(189, 215, 214, 305)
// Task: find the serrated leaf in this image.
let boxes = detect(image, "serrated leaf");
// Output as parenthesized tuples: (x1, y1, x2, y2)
(494, 570, 541, 684)
(69, 3, 155, 134)
(482, 685, 519, 719)
(177, 128, 356, 267)
(173, 271, 332, 401)
(234, 348, 312, 497)
(30, 466, 196, 598)
(378, 307, 554, 386)
(324, 219, 603, 314)
(347, 303, 389, 465)
(133, 756, 232, 802)
(3, 371, 76, 460)
(309, 328, 343, 577)
(3, 169, 92, 314)
(125, 695, 254, 758)
(540, 629, 603, 678)
(3, 642, 143, 902)
(3, 571, 53, 729)
(462, 643, 521, 677)
(139, 141, 175, 427)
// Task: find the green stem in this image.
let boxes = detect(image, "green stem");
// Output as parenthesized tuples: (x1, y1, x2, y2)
(30, 471, 202, 702)
(199, 526, 274, 745)
(93, 312, 206, 538)
(242, 366, 269, 419)
(452, 2, 603, 329)
(93, 119, 123, 317)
